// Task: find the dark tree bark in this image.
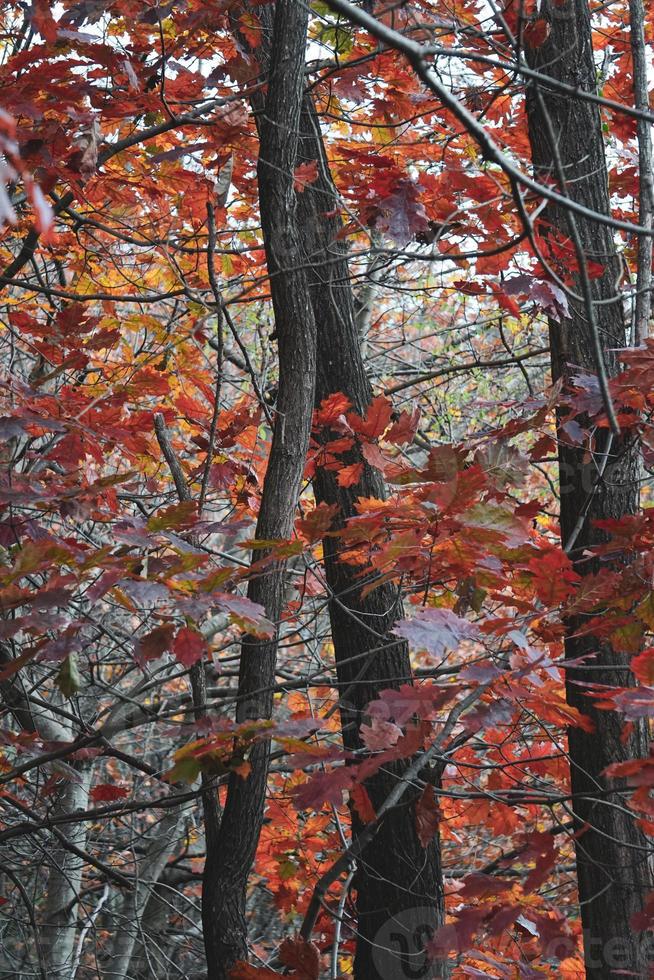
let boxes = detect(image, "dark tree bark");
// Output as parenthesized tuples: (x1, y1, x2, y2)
(218, 6, 443, 976)
(201, 2, 317, 976)
(525, 1, 653, 974)
(295, 98, 444, 980)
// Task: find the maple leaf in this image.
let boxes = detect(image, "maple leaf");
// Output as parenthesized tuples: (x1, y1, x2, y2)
(134, 624, 175, 665)
(360, 717, 403, 751)
(375, 177, 429, 245)
(293, 768, 354, 810)
(147, 501, 198, 532)
(458, 872, 514, 901)
(367, 684, 456, 725)
(631, 892, 654, 932)
(91, 783, 130, 803)
(314, 392, 351, 427)
(385, 406, 420, 445)
(230, 964, 280, 979)
(173, 627, 207, 667)
(212, 592, 275, 637)
(590, 686, 654, 721)
(31, 0, 58, 42)
(504, 274, 569, 321)
(56, 653, 82, 698)
(523, 17, 551, 48)
(604, 749, 654, 785)
(293, 161, 319, 192)
(521, 830, 557, 892)
(210, 461, 237, 490)
(336, 462, 363, 488)
(428, 908, 489, 959)
(461, 501, 531, 548)
(297, 502, 339, 543)
(347, 395, 393, 441)
(350, 783, 376, 823)
(394, 608, 480, 659)
(279, 936, 320, 980)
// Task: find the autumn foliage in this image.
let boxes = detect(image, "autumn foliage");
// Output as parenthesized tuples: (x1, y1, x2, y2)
(0, 0, 653, 978)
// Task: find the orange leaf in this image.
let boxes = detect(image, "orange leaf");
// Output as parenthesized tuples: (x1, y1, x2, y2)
(297, 502, 339, 543)
(336, 462, 363, 488)
(350, 783, 376, 824)
(315, 392, 351, 426)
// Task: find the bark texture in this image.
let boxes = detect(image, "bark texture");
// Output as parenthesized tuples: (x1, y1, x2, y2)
(201, 2, 317, 977)
(295, 97, 444, 980)
(41, 767, 92, 978)
(526, 1, 653, 974)
(215, 6, 443, 976)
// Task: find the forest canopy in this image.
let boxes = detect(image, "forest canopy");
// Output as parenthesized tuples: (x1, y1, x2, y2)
(0, 0, 653, 977)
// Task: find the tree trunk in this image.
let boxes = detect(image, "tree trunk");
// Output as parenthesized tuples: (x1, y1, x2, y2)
(41, 767, 92, 979)
(201, 2, 317, 977)
(109, 807, 187, 979)
(526, 1, 653, 974)
(296, 97, 444, 980)
(222, 6, 443, 975)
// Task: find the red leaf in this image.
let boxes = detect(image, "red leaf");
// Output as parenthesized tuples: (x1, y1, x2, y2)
(350, 783, 376, 824)
(147, 501, 198, 532)
(523, 18, 551, 48)
(369, 176, 428, 245)
(360, 440, 391, 473)
(428, 907, 489, 959)
(458, 872, 514, 900)
(210, 461, 236, 490)
(521, 830, 557, 892)
(134, 624, 175, 664)
(336, 462, 363, 488)
(415, 785, 440, 848)
(173, 627, 207, 667)
(385, 407, 420, 445)
(631, 892, 654, 932)
(293, 161, 319, 193)
(91, 783, 130, 803)
(367, 684, 456, 725)
(348, 395, 393, 440)
(293, 768, 354, 810)
(31, 0, 58, 42)
(279, 936, 321, 980)
(632, 648, 654, 687)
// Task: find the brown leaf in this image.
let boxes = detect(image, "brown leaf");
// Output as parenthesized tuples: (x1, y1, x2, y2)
(415, 785, 440, 848)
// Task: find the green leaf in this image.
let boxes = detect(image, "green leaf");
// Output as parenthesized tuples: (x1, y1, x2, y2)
(57, 654, 82, 699)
